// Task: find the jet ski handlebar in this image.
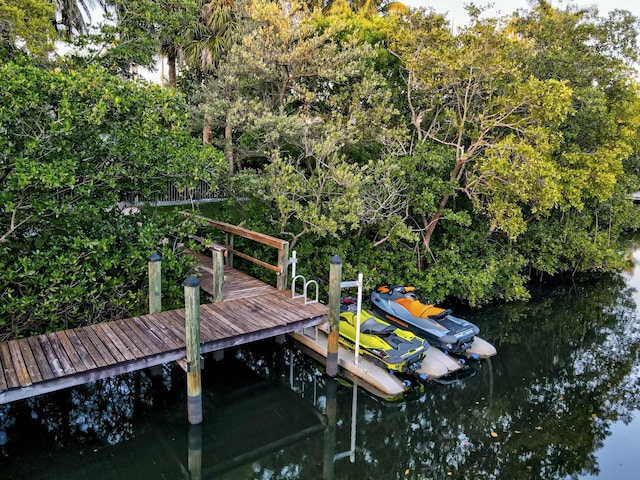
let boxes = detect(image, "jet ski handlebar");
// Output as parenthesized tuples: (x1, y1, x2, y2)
(394, 286, 420, 295)
(376, 285, 420, 295)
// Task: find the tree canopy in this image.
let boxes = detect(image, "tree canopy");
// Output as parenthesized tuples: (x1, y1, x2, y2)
(196, 2, 640, 304)
(1, 0, 640, 339)
(0, 0, 56, 56)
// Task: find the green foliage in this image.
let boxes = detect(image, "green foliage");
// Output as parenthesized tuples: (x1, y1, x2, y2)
(402, 143, 458, 219)
(191, 0, 640, 306)
(201, 0, 409, 248)
(0, 210, 198, 339)
(66, 24, 158, 78)
(63, 0, 201, 78)
(4, 0, 640, 332)
(393, 10, 578, 245)
(425, 232, 530, 306)
(0, 0, 56, 56)
(0, 62, 225, 339)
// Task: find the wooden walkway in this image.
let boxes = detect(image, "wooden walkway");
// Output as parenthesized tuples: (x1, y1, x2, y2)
(0, 258, 328, 404)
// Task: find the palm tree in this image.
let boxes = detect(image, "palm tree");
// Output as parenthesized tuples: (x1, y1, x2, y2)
(54, 0, 107, 38)
(183, 0, 238, 75)
(181, 0, 239, 148)
(323, 0, 408, 17)
(157, 1, 237, 89)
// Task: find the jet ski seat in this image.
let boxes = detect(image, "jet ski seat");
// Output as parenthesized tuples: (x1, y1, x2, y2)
(360, 317, 395, 335)
(395, 297, 448, 319)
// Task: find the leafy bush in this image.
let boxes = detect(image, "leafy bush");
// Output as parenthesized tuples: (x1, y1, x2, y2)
(0, 63, 225, 339)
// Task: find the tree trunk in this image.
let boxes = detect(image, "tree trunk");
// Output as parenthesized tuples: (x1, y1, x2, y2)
(422, 157, 466, 250)
(225, 122, 234, 176)
(422, 193, 450, 249)
(168, 52, 177, 89)
(202, 112, 212, 144)
(160, 54, 165, 87)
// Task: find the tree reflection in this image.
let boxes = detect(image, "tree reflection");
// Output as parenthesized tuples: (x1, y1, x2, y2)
(0, 364, 180, 471)
(329, 271, 640, 480)
(277, 268, 640, 479)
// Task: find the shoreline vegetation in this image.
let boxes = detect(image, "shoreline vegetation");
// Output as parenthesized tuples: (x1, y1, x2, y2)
(2, 0, 640, 340)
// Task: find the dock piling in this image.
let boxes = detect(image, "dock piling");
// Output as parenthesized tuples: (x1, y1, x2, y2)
(184, 275, 203, 425)
(277, 242, 290, 290)
(148, 252, 162, 314)
(327, 255, 342, 377)
(212, 247, 224, 303)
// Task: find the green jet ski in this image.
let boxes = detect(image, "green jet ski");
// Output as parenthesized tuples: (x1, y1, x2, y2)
(339, 301, 428, 376)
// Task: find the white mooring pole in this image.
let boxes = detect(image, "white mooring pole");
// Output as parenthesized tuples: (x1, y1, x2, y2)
(341, 272, 363, 364)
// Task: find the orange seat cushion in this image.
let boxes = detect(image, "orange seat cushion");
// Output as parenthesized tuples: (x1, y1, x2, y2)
(396, 298, 446, 318)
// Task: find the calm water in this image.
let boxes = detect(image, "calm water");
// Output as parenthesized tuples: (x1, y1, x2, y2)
(2, 253, 640, 479)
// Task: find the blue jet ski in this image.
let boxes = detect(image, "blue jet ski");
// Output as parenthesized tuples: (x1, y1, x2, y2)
(370, 285, 480, 355)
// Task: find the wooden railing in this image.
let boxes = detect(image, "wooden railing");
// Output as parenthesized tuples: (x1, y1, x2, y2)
(181, 212, 290, 290)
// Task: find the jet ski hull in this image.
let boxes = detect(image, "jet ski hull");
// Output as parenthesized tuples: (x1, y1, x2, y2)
(370, 286, 480, 356)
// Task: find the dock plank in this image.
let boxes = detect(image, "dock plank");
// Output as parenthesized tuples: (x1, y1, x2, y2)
(222, 300, 282, 332)
(115, 320, 156, 356)
(46, 332, 77, 375)
(26, 337, 54, 381)
(200, 305, 246, 337)
(221, 304, 267, 332)
(8, 340, 32, 386)
(142, 314, 183, 349)
(95, 323, 134, 362)
(17, 339, 43, 384)
(73, 328, 108, 368)
(135, 315, 178, 348)
(109, 321, 146, 359)
(158, 310, 187, 339)
(37, 335, 66, 377)
(47, 333, 77, 375)
(0, 354, 7, 392)
(225, 286, 276, 300)
(195, 307, 228, 340)
(130, 317, 167, 352)
(81, 326, 118, 365)
(244, 296, 295, 324)
(0, 342, 21, 389)
(62, 330, 98, 371)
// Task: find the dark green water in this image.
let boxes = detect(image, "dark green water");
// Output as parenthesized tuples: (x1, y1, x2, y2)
(2, 253, 640, 480)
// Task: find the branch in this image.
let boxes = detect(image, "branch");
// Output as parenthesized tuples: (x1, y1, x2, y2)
(0, 211, 33, 244)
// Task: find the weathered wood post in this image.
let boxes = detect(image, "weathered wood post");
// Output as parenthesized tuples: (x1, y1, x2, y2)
(327, 255, 342, 377)
(211, 246, 224, 303)
(225, 232, 234, 267)
(148, 252, 162, 314)
(184, 275, 202, 425)
(277, 242, 290, 291)
(188, 424, 203, 480)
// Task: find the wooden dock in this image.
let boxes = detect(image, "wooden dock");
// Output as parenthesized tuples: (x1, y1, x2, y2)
(0, 260, 328, 405)
(1, 214, 493, 408)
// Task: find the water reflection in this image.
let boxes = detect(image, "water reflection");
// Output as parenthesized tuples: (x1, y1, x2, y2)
(289, 258, 640, 479)
(323, 377, 338, 480)
(1, 251, 640, 479)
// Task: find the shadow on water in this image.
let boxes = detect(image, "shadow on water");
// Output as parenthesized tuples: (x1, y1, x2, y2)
(2, 250, 640, 479)
(0, 347, 332, 480)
